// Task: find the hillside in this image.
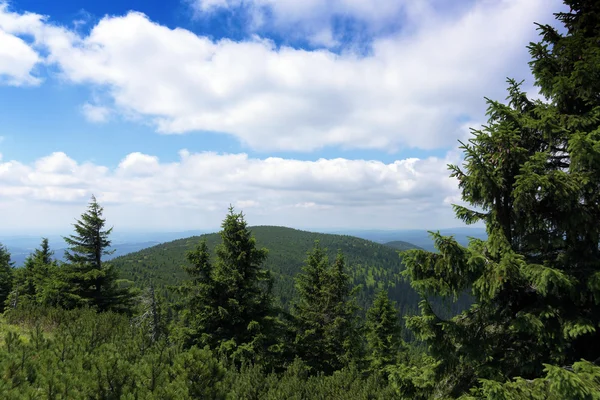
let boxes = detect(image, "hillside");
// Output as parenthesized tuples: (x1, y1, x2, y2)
(111, 226, 468, 318)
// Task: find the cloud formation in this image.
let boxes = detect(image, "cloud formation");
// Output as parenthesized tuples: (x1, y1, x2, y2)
(191, 0, 424, 47)
(0, 150, 462, 231)
(81, 103, 111, 123)
(0, 4, 41, 86)
(0, 0, 562, 152)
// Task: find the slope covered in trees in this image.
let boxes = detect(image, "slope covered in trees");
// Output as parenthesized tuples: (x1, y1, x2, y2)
(110, 226, 450, 317)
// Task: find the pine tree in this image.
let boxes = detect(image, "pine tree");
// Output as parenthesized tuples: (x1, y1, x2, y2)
(177, 207, 278, 363)
(62, 195, 134, 313)
(293, 242, 362, 374)
(399, 1, 600, 396)
(0, 243, 13, 313)
(365, 290, 403, 372)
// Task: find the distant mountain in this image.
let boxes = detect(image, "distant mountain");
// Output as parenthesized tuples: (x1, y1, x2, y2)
(3, 247, 31, 267)
(111, 225, 470, 319)
(328, 227, 487, 251)
(0, 229, 214, 267)
(384, 241, 424, 251)
(5, 241, 162, 267)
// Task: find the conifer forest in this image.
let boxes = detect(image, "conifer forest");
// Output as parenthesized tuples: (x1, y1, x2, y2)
(1, 1, 600, 398)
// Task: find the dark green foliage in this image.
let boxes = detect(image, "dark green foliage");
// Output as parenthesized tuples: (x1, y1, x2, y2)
(7, 238, 65, 309)
(0, 243, 13, 313)
(62, 195, 135, 313)
(174, 240, 218, 348)
(0, 307, 225, 399)
(400, 1, 600, 397)
(293, 242, 363, 374)
(0, 308, 399, 399)
(365, 290, 403, 372)
(111, 226, 466, 324)
(175, 207, 279, 365)
(222, 359, 397, 400)
(462, 361, 600, 400)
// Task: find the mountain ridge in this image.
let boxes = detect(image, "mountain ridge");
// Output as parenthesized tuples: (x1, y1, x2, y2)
(111, 225, 470, 318)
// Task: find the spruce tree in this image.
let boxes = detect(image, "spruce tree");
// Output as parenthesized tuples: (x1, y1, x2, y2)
(399, 1, 600, 396)
(177, 207, 277, 363)
(293, 242, 362, 374)
(365, 290, 403, 372)
(29, 238, 66, 307)
(9, 238, 60, 308)
(62, 195, 134, 313)
(0, 243, 13, 313)
(176, 239, 219, 347)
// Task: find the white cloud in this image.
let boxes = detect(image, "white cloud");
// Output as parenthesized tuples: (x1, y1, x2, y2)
(0, 0, 563, 152)
(117, 152, 161, 177)
(82, 103, 111, 123)
(236, 200, 260, 208)
(0, 25, 41, 85)
(0, 150, 463, 231)
(191, 0, 423, 41)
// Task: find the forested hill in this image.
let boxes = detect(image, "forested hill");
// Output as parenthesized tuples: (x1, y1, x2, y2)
(112, 225, 458, 316)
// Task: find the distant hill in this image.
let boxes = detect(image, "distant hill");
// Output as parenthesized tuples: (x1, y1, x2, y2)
(4, 247, 31, 267)
(384, 241, 424, 251)
(111, 226, 470, 319)
(1, 229, 215, 267)
(330, 228, 487, 251)
(6, 241, 162, 267)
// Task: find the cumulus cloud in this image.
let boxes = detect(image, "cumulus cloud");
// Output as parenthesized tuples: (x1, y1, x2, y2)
(81, 103, 111, 123)
(0, 22, 41, 85)
(0, 0, 562, 152)
(191, 0, 429, 46)
(0, 151, 463, 231)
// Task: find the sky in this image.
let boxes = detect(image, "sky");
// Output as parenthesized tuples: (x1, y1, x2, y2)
(0, 0, 565, 234)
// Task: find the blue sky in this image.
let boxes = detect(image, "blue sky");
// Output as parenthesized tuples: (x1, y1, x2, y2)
(0, 0, 564, 234)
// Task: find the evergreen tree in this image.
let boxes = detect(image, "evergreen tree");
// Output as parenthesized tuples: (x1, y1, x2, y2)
(0, 243, 13, 313)
(177, 207, 278, 363)
(293, 242, 362, 374)
(62, 195, 134, 313)
(365, 290, 403, 372)
(400, 1, 600, 396)
(29, 238, 67, 308)
(175, 239, 219, 347)
(9, 238, 60, 308)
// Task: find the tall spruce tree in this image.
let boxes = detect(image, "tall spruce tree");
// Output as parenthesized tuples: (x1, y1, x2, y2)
(293, 242, 362, 374)
(177, 207, 278, 363)
(62, 195, 134, 313)
(0, 244, 13, 313)
(365, 290, 403, 372)
(399, 1, 600, 397)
